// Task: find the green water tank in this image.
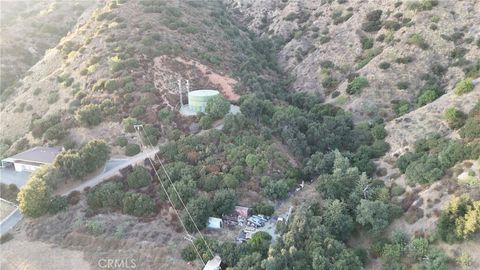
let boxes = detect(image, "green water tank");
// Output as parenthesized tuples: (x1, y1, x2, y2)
(188, 90, 219, 113)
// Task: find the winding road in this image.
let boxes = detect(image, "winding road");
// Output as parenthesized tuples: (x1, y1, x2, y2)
(0, 147, 158, 237)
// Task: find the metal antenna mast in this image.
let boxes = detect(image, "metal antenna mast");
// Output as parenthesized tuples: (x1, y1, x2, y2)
(178, 79, 183, 106)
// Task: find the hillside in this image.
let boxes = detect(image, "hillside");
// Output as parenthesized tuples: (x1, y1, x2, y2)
(0, 0, 98, 99)
(226, 0, 480, 119)
(0, 0, 281, 151)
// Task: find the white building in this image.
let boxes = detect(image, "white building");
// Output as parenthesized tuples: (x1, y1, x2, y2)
(1, 147, 62, 172)
(203, 255, 222, 270)
(207, 217, 223, 229)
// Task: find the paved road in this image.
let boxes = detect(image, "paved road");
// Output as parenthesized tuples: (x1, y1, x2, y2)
(62, 148, 158, 195)
(0, 208, 22, 237)
(0, 148, 158, 236)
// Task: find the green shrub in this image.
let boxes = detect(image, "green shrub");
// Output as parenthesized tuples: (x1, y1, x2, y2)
(360, 36, 374, 50)
(444, 107, 467, 129)
(408, 33, 429, 49)
(48, 195, 68, 214)
(395, 56, 414, 64)
(87, 181, 124, 210)
(158, 108, 175, 123)
(0, 183, 20, 202)
(18, 176, 52, 217)
(143, 124, 160, 145)
(362, 10, 383, 32)
(396, 81, 410, 90)
(122, 117, 140, 133)
(131, 105, 146, 118)
(85, 219, 105, 235)
(125, 143, 141, 156)
(453, 78, 474, 95)
(47, 91, 59, 104)
(347, 76, 369, 94)
(76, 104, 103, 126)
(460, 118, 480, 139)
(390, 186, 405, 197)
(252, 202, 275, 216)
(384, 20, 401, 31)
(43, 124, 67, 141)
(379, 62, 391, 69)
(127, 166, 151, 189)
(416, 89, 439, 107)
(394, 100, 410, 116)
(408, 238, 429, 262)
(33, 88, 41, 95)
(105, 79, 119, 92)
(366, 10, 382, 21)
(122, 192, 155, 216)
(322, 76, 339, 89)
(405, 155, 444, 184)
(205, 95, 230, 119)
(213, 189, 237, 216)
(182, 196, 212, 233)
(356, 47, 383, 68)
(406, 0, 438, 11)
(115, 136, 128, 147)
(199, 115, 214, 129)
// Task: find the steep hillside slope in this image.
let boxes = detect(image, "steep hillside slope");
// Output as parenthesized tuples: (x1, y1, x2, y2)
(385, 84, 479, 156)
(226, 0, 480, 119)
(0, 0, 98, 98)
(0, 0, 280, 147)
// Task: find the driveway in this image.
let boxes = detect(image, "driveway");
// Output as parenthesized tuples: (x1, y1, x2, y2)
(0, 167, 31, 188)
(0, 208, 21, 237)
(0, 148, 158, 236)
(62, 148, 157, 195)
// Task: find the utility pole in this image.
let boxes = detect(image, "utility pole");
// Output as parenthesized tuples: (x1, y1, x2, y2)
(178, 79, 183, 106)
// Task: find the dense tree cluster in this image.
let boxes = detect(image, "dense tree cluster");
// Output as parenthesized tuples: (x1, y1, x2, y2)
(158, 127, 296, 204)
(239, 93, 388, 173)
(437, 195, 480, 242)
(54, 140, 110, 179)
(18, 140, 110, 217)
(372, 230, 449, 269)
(30, 113, 63, 140)
(397, 133, 479, 184)
(87, 177, 156, 217)
(316, 152, 401, 236)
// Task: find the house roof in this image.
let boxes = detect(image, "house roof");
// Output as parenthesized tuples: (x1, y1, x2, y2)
(203, 255, 222, 270)
(207, 217, 223, 228)
(2, 146, 62, 165)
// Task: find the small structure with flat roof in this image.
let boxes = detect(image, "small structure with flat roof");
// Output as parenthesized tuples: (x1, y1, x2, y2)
(207, 217, 223, 229)
(1, 146, 62, 172)
(203, 255, 222, 270)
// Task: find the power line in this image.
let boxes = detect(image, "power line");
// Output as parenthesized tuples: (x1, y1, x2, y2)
(133, 126, 206, 267)
(137, 125, 216, 259)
